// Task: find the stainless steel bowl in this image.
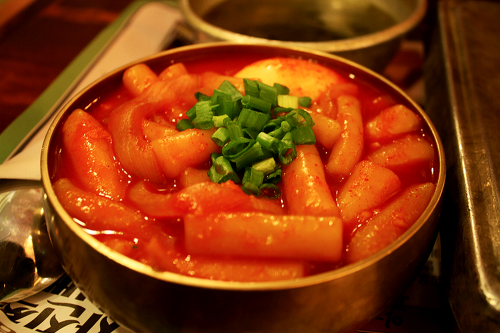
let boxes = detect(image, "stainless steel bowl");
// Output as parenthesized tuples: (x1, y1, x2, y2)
(41, 43, 445, 333)
(179, 0, 427, 72)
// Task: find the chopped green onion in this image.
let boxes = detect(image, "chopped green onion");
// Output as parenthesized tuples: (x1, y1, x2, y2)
(243, 78, 260, 97)
(211, 89, 240, 119)
(237, 108, 271, 131)
(208, 167, 223, 183)
(211, 127, 230, 147)
(257, 81, 277, 108)
(256, 132, 279, 153)
(281, 120, 292, 132)
(242, 181, 260, 195)
(273, 83, 290, 96)
(277, 95, 299, 109)
(259, 183, 281, 199)
(260, 146, 275, 160)
(226, 120, 244, 140)
(192, 119, 214, 130)
(242, 127, 259, 140)
(222, 137, 254, 159)
(241, 95, 272, 113)
(208, 155, 240, 183)
(176, 119, 194, 131)
(186, 105, 196, 120)
(272, 107, 294, 118)
(217, 80, 244, 118)
(232, 142, 265, 170)
(242, 167, 265, 195)
(210, 89, 230, 109)
(192, 100, 216, 129)
(278, 132, 297, 165)
(218, 80, 243, 101)
(291, 126, 317, 145)
(262, 118, 283, 133)
(268, 127, 285, 140)
(213, 114, 230, 127)
(299, 96, 312, 107)
(265, 169, 282, 184)
(252, 157, 278, 175)
(214, 156, 239, 180)
(195, 91, 211, 101)
(210, 153, 221, 164)
(187, 78, 317, 198)
(285, 109, 314, 127)
(223, 139, 264, 170)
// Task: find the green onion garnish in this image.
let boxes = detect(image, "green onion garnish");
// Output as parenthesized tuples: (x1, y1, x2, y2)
(223, 139, 265, 170)
(176, 119, 194, 131)
(195, 91, 211, 102)
(242, 167, 265, 195)
(265, 169, 282, 184)
(242, 127, 259, 140)
(243, 78, 260, 97)
(192, 100, 216, 129)
(278, 132, 297, 165)
(277, 95, 299, 109)
(208, 155, 240, 183)
(226, 120, 244, 140)
(262, 118, 283, 133)
(285, 109, 314, 128)
(237, 108, 271, 131)
(257, 81, 278, 108)
(210, 152, 220, 165)
(291, 126, 317, 145)
(299, 96, 312, 107)
(211, 127, 230, 147)
(213, 114, 230, 127)
(241, 95, 272, 113)
(218, 80, 244, 101)
(281, 120, 292, 132)
(252, 157, 278, 175)
(273, 83, 290, 96)
(222, 137, 254, 160)
(259, 183, 281, 199)
(267, 127, 285, 140)
(256, 132, 279, 153)
(186, 105, 196, 120)
(211, 89, 240, 119)
(272, 107, 294, 118)
(185, 78, 316, 198)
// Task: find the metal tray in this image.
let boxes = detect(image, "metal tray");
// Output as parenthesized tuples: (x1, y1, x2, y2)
(424, 1, 500, 331)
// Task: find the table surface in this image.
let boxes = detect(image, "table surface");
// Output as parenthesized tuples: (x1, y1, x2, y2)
(0, 0, 135, 135)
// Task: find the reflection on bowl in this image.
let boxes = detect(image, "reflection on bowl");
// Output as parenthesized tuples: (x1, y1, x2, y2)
(179, 0, 427, 72)
(42, 43, 444, 333)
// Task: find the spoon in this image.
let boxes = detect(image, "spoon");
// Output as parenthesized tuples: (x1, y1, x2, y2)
(0, 180, 64, 303)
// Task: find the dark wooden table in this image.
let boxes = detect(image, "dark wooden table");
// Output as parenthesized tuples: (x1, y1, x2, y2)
(0, 0, 136, 135)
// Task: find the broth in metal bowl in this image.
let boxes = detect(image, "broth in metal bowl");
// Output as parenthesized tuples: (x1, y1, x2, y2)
(179, 0, 427, 71)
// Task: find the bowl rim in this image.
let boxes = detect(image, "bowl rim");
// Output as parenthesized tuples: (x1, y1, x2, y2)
(178, 0, 428, 52)
(41, 42, 445, 292)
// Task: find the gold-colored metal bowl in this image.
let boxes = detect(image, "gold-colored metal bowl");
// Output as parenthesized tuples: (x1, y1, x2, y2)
(179, 0, 427, 72)
(41, 43, 445, 333)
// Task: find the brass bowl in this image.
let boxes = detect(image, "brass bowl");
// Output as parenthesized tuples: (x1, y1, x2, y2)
(41, 43, 445, 333)
(179, 0, 427, 72)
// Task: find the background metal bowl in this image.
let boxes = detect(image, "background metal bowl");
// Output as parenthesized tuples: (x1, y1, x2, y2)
(179, 0, 427, 72)
(41, 43, 445, 333)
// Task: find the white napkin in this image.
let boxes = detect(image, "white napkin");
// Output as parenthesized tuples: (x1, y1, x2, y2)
(0, 2, 183, 180)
